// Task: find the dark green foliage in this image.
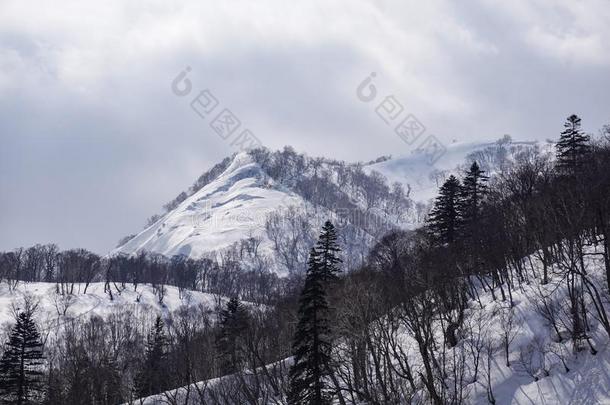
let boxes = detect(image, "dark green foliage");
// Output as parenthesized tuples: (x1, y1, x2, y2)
(288, 250, 333, 405)
(460, 162, 488, 226)
(427, 175, 462, 245)
(459, 161, 489, 245)
(135, 316, 170, 398)
(289, 222, 342, 405)
(556, 114, 591, 174)
(0, 309, 45, 405)
(314, 221, 342, 282)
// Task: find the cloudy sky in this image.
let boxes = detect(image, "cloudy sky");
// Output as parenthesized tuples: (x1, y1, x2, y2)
(1, 0, 609, 253)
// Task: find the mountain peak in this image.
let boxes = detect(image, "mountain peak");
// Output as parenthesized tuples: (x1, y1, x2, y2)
(113, 151, 301, 263)
(113, 140, 542, 272)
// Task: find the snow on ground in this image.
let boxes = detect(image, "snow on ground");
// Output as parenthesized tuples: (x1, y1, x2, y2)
(112, 152, 306, 265)
(365, 141, 486, 203)
(136, 244, 610, 404)
(113, 143, 503, 264)
(111, 151, 376, 274)
(463, 256, 610, 403)
(113, 142, 544, 267)
(366, 140, 547, 203)
(0, 282, 226, 337)
(446, 245, 610, 404)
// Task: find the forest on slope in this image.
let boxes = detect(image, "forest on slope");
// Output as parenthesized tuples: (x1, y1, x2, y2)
(0, 116, 610, 404)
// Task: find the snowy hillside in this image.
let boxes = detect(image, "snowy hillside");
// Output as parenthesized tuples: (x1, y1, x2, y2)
(367, 138, 550, 202)
(135, 244, 610, 405)
(113, 139, 545, 270)
(113, 152, 305, 260)
(0, 282, 233, 339)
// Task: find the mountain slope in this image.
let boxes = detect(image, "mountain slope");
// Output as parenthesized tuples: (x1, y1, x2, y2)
(366, 138, 550, 202)
(113, 152, 305, 261)
(113, 139, 546, 271)
(134, 244, 610, 404)
(0, 282, 229, 336)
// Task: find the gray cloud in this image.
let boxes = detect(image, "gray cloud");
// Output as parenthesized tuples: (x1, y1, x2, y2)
(1, 0, 609, 253)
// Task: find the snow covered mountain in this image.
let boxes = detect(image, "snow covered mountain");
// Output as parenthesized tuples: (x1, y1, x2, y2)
(113, 138, 547, 271)
(113, 152, 303, 261)
(367, 137, 552, 202)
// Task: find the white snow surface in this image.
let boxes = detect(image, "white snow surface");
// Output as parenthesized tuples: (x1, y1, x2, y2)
(366, 140, 546, 203)
(0, 282, 227, 338)
(113, 152, 304, 261)
(463, 247, 610, 404)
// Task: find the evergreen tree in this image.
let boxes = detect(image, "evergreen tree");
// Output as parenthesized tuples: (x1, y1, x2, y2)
(313, 220, 342, 281)
(289, 250, 332, 405)
(216, 297, 249, 375)
(0, 309, 45, 405)
(289, 222, 342, 405)
(135, 316, 170, 398)
(556, 114, 591, 174)
(427, 175, 462, 245)
(460, 161, 488, 230)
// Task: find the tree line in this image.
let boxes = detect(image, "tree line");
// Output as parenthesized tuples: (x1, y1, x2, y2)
(0, 240, 289, 305)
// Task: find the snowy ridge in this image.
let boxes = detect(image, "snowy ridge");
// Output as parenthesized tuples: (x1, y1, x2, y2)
(113, 140, 544, 269)
(113, 152, 304, 261)
(366, 139, 548, 202)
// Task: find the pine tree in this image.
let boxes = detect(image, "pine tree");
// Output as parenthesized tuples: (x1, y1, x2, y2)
(135, 316, 170, 398)
(288, 250, 332, 405)
(216, 297, 249, 375)
(556, 114, 590, 174)
(289, 222, 342, 405)
(460, 161, 488, 231)
(427, 175, 462, 245)
(314, 220, 342, 281)
(0, 309, 45, 405)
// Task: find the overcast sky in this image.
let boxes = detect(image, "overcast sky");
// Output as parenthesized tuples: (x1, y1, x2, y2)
(1, 0, 609, 254)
